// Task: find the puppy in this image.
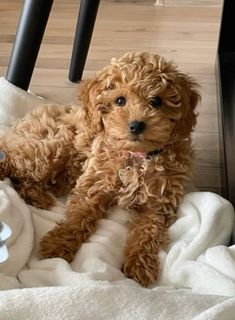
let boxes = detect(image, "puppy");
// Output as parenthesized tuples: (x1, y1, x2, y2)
(0, 52, 200, 286)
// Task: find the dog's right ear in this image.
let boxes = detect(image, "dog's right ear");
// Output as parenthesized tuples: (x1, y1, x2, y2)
(78, 78, 105, 134)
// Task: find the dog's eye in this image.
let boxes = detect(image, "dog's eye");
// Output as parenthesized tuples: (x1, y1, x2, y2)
(115, 96, 126, 107)
(149, 96, 162, 108)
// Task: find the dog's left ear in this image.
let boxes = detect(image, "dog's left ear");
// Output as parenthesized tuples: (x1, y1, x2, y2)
(174, 73, 200, 139)
(78, 77, 106, 134)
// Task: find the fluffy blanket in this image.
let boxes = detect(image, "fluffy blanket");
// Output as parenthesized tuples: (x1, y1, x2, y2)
(0, 77, 235, 320)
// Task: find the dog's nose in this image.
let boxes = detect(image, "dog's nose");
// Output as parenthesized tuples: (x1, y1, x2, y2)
(128, 121, 146, 135)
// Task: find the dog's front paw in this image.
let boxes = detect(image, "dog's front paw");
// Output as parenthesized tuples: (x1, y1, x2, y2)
(39, 224, 80, 262)
(122, 253, 160, 287)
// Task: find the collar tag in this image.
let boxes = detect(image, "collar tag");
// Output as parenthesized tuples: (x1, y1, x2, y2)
(147, 149, 163, 158)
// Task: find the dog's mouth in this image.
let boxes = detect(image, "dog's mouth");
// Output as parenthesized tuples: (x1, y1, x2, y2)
(128, 134, 143, 142)
(127, 133, 161, 145)
(112, 134, 164, 154)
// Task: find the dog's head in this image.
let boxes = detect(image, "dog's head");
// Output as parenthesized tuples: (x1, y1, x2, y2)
(79, 52, 200, 153)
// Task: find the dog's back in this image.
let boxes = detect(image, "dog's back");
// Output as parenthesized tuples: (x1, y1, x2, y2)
(0, 104, 85, 208)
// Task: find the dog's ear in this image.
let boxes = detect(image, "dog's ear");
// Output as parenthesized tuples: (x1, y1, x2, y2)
(78, 77, 107, 134)
(173, 74, 200, 139)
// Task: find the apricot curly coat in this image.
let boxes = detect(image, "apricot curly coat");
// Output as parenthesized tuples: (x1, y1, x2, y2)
(0, 52, 200, 286)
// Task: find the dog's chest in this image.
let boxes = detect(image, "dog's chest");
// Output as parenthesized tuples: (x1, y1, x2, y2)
(116, 157, 166, 207)
(118, 158, 161, 185)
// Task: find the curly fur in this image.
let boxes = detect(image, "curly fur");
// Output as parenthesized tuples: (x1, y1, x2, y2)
(0, 52, 200, 286)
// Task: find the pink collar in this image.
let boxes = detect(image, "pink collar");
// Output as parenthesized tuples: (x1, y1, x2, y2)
(128, 151, 147, 159)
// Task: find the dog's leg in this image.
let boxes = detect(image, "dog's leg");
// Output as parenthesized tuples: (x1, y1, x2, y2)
(39, 173, 114, 262)
(13, 181, 56, 209)
(122, 211, 170, 287)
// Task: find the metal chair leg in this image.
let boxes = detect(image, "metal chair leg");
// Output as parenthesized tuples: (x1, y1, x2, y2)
(6, 0, 54, 91)
(68, 0, 100, 82)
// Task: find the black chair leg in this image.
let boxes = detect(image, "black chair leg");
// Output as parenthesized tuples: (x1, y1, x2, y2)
(69, 0, 100, 82)
(216, 0, 235, 207)
(6, 0, 54, 91)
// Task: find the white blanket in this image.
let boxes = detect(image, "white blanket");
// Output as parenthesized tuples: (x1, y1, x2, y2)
(0, 77, 235, 320)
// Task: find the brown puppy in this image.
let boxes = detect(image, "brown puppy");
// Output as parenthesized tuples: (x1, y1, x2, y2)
(0, 52, 200, 286)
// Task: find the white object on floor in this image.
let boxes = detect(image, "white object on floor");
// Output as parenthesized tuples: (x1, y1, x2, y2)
(155, 0, 164, 6)
(0, 221, 11, 263)
(0, 77, 235, 320)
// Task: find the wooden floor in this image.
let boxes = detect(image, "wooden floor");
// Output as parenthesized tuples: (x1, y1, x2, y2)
(0, 0, 223, 194)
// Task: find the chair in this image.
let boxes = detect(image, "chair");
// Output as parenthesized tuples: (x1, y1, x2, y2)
(216, 0, 235, 207)
(6, 0, 100, 91)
